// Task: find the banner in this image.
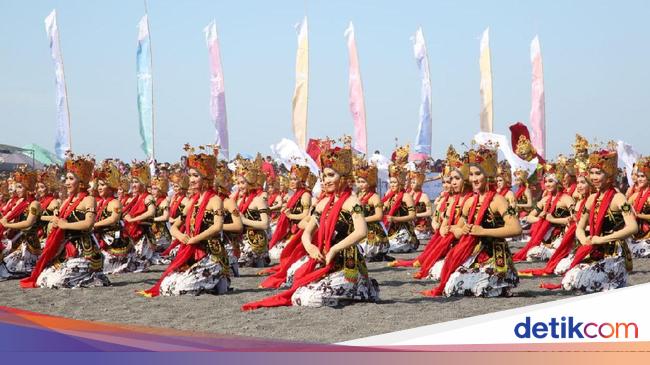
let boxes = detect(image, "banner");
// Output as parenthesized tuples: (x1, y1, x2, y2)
(44, 9, 71, 160)
(529, 36, 546, 158)
(617, 140, 640, 185)
(344, 22, 368, 155)
(479, 28, 493, 133)
(204, 20, 229, 159)
(411, 26, 432, 156)
(291, 17, 309, 150)
(136, 14, 154, 162)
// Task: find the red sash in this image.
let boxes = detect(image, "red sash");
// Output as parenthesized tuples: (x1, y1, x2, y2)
(123, 193, 150, 240)
(540, 188, 617, 289)
(382, 190, 405, 230)
(243, 189, 351, 310)
(512, 192, 565, 262)
(141, 190, 216, 297)
(20, 193, 88, 288)
(422, 190, 497, 297)
(498, 187, 510, 196)
(0, 197, 34, 239)
(269, 189, 307, 249)
(238, 189, 262, 214)
(169, 193, 184, 219)
(515, 186, 526, 201)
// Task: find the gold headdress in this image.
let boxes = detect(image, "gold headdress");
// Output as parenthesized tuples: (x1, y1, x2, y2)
(355, 164, 379, 188)
(290, 164, 310, 183)
(467, 145, 498, 178)
(119, 176, 131, 192)
(636, 156, 650, 177)
(497, 160, 512, 184)
(443, 145, 469, 180)
(588, 144, 618, 177)
(573, 134, 590, 159)
(542, 162, 561, 183)
(130, 160, 152, 186)
(557, 155, 576, 179)
(152, 176, 169, 193)
(214, 161, 233, 191)
(278, 175, 290, 190)
(13, 165, 37, 191)
(306, 172, 319, 191)
(184, 144, 218, 182)
(94, 160, 122, 190)
(65, 153, 95, 188)
(169, 170, 189, 190)
(37, 169, 60, 190)
(515, 135, 537, 161)
(318, 140, 353, 177)
(236, 153, 265, 187)
(388, 144, 409, 183)
(0, 180, 8, 195)
(408, 161, 427, 186)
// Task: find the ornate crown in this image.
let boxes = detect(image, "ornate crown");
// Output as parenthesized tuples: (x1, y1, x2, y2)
(443, 145, 469, 179)
(37, 168, 60, 189)
(319, 142, 353, 177)
(588, 147, 618, 177)
(497, 160, 512, 183)
(152, 176, 169, 193)
(278, 175, 290, 189)
(290, 164, 310, 183)
(169, 170, 189, 190)
(94, 160, 122, 190)
(409, 161, 427, 186)
(0, 180, 8, 195)
(392, 144, 410, 165)
(306, 172, 319, 191)
(184, 144, 218, 181)
(542, 162, 562, 183)
(214, 161, 233, 190)
(636, 156, 650, 177)
(557, 155, 576, 178)
(467, 145, 498, 178)
(13, 165, 38, 191)
(573, 134, 589, 158)
(515, 135, 537, 161)
(119, 176, 131, 192)
(65, 153, 95, 187)
(236, 153, 265, 187)
(355, 164, 378, 188)
(130, 160, 151, 186)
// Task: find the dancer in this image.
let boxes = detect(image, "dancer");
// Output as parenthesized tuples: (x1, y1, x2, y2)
(626, 156, 650, 257)
(384, 145, 418, 253)
(122, 162, 157, 272)
(355, 162, 390, 262)
(410, 166, 433, 241)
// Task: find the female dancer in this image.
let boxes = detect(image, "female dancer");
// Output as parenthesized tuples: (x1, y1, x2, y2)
(410, 168, 433, 241)
(161, 169, 190, 260)
(626, 156, 650, 257)
(214, 160, 243, 277)
(122, 162, 156, 271)
(236, 155, 270, 267)
(242, 143, 379, 309)
(384, 145, 418, 253)
(422, 146, 521, 297)
(20, 154, 110, 289)
(496, 161, 516, 207)
(355, 163, 389, 262)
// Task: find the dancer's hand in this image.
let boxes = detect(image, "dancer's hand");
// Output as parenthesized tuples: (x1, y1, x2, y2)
(325, 247, 338, 266)
(461, 224, 473, 235)
(305, 243, 324, 262)
(439, 225, 449, 236)
(186, 236, 199, 245)
(590, 236, 604, 245)
(469, 225, 485, 236)
(179, 233, 190, 244)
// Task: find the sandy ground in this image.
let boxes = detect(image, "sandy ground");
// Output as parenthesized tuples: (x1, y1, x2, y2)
(1, 239, 649, 344)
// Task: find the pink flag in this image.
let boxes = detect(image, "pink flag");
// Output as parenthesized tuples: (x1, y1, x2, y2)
(529, 36, 546, 158)
(204, 20, 229, 159)
(344, 22, 367, 155)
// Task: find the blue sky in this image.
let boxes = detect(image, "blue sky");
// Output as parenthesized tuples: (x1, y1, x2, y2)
(1, 0, 649, 162)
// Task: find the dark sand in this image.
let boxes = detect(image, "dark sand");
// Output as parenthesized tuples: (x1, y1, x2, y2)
(2, 240, 648, 343)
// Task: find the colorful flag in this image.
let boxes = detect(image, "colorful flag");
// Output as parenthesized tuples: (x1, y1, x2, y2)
(411, 26, 432, 156)
(344, 22, 367, 155)
(291, 17, 309, 150)
(479, 28, 493, 133)
(529, 36, 546, 158)
(44, 9, 71, 160)
(136, 14, 154, 162)
(204, 20, 229, 159)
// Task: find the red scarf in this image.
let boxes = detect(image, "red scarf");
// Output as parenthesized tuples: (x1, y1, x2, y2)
(633, 187, 650, 213)
(413, 192, 475, 277)
(382, 190, 405, 229)
(0, 197, 34, 239)
(1, 197, 18, 216)
(20, 193, 88, 288)
(422, 190, 497, 297)
(515, 186, 526, 201)
(123, 192, 150, 240)
(521, 198, 588, 276)
(95, 196, 115, 222)
(155, 195, 167, 208)
(513, 192, 565, 262)
(540, 188, 617, 290)
(269, 189, 307, 249)
(119, 194, 131, 208)
(360, 190, 375, 205)
(413, 191, 423, 205)
(238, 189, 262, 214)
(141, 190, 216, 297)
(565, 183, 577, 197)
(243, 189, 351, 310)
(169, 193, 184, 219)
(39, 195, 55, 213)
(498, 187, 511, 196)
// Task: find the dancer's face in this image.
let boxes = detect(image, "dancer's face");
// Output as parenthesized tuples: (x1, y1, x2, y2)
(189, 169, 204, 191)
(496, 176, 506, 189)
(237, 176, 250, 193)
(322, 168, 341, 194)
(562, 174, 576, 188)
(97, 180, 111, 198)
(14, 183, 26, 199)
(355, 177, 368, 193)
(450, 171, 464, 193)
(131, 179, 144, 194)
(469, 166, 486, 193)
(36, 182, 48, 198)
(151, 185, 161, 198)
(544, 176, 559, 193)
(289, 173, 301, 191)
(410, 179, 421, 192)
(636, 172, 648, 189)
(576, 176, 591, 198)
(65, 173, 80, 195)
(589, 168, 608, 191)
(442, 176, 451, 192)
(389, 177, 400, 192)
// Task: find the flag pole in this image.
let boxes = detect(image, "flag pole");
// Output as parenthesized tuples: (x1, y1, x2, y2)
(144, 0, 155, 164)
